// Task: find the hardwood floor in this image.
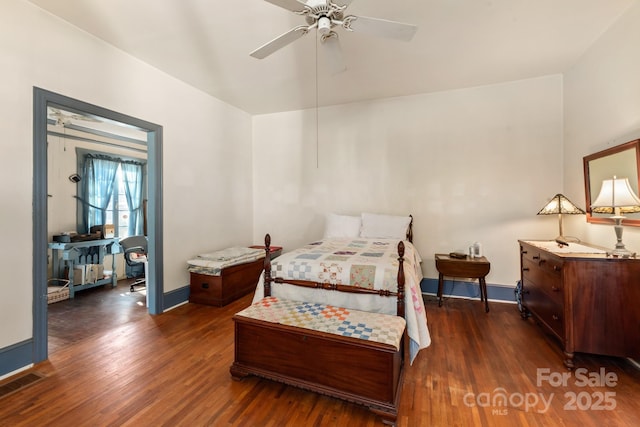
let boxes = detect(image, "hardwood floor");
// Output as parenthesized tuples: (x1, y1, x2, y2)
(47, 279, 147, 354)
(1, 284, 639, 426)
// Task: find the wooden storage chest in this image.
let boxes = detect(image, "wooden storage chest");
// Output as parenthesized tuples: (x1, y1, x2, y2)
(230, 310, 404, 425)
(189, 257, 264, 306)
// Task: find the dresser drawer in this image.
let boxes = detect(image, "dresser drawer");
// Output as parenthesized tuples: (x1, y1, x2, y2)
(521, 247, 564, 276)
(522, 280, 564, 339)
(521, 258, 564, 305)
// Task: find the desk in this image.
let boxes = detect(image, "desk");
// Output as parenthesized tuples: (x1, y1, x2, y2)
(435, 254, 491, 312)
(49, 238, 119, 298)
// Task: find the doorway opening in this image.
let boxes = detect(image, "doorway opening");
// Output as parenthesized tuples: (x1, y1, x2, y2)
(33, 88, 164, 363)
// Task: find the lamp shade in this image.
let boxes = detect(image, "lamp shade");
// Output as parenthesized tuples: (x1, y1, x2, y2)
(591, 177, 640, 214)
(537, 194, 585, 242)
(537, 194, 585, 215)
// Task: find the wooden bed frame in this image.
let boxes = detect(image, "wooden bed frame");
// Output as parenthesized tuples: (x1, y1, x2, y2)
(230, 233, 408, 425)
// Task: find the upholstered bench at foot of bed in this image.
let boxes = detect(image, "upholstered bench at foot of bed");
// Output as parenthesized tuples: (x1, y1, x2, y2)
(230, 296, 406, 425)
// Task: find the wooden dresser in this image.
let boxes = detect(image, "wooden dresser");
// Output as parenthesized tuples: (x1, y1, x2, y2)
(519, 240, 640, 368)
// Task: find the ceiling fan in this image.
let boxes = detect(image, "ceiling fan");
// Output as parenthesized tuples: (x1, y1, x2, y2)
(48, 107, 100, 126)
(250, 0, 418, 73)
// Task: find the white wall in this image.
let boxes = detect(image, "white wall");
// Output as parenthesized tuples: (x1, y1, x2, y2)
(564, 1, 640, 250)
(253, 75, 564, 286)
(0, 0, 253, 350)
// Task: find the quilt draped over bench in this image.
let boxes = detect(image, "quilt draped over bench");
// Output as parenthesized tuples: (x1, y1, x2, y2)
(236, 296, 406, 350)
(252, 237, 431, 363)
(187, 247, 265, 276)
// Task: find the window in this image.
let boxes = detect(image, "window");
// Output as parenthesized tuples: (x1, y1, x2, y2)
(77, 152, 146, 238)
(105, 167, 132, 238)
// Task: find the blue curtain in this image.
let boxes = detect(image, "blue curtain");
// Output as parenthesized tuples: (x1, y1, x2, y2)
(80, 155, 119, 233)
(121, 160, 144, 236)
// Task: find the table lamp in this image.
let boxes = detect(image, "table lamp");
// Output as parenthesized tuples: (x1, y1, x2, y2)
(537, 193, 585, 243)
(591, 176, 640, 257)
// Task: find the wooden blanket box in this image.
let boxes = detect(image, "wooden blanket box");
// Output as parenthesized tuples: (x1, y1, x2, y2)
(189, 258, 264, 307)
(230, 235, 407, 425)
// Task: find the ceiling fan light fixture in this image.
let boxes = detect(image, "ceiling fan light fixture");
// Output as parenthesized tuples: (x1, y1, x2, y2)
(318, 16, 331, 35)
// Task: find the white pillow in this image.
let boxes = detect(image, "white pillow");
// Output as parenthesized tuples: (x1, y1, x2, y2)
(360, 212, 411, 240)
(323, 213, 362, 238)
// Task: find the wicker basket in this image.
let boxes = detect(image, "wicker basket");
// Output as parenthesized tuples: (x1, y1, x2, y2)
(47, 279, 70, 304)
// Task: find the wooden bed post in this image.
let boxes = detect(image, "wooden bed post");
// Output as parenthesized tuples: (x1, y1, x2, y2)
(397, 241, 405, 319)
(264, 234, 272, 297)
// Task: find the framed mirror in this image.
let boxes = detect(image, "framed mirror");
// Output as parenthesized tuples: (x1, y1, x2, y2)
(583, 139, 640, 226)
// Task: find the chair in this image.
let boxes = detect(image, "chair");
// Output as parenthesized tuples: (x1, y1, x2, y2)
(119, 235, 148, 292)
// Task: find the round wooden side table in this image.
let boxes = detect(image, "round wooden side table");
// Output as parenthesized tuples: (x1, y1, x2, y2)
(435, 254, 491, 312)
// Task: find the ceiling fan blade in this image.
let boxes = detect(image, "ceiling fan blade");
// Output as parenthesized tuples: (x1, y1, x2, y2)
(250, 25, 309, 59)
(70, 114, 100, 123)
(321, 33, 346, 74)
(264, 0, 308, 13)
(343, 15, 418, 41)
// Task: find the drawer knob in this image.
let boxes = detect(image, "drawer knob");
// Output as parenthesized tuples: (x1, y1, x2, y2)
(552, 314, 560, 321)
(523, 267, 530, 272)
(551, 286, 560, 292)
(533, 255, 540, 260)
(553, 265, 561, 272)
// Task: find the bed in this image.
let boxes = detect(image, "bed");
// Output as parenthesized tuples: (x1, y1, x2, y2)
(250, 212, 431, 364)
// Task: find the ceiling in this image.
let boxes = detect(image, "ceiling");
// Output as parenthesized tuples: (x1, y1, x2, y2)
(27, 0, 636, 115)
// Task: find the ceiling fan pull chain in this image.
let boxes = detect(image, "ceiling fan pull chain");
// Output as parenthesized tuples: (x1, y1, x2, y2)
(315, 30, 319, 169)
